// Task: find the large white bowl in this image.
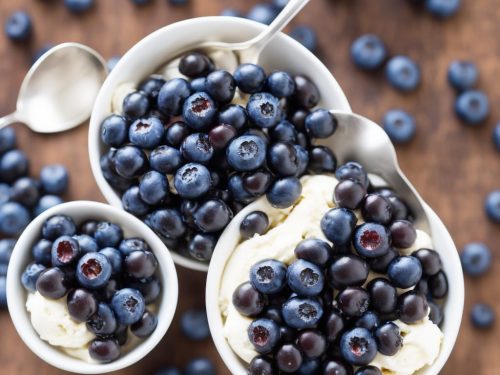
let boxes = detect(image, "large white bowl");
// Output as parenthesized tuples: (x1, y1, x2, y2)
(6, 201, 178, 374)
(206, 197, 464, 375)
(88, 16, 351, 272)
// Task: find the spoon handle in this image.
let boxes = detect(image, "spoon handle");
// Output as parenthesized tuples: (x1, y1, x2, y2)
(0, 112, 19, 130)
(239, 0, 310, 61)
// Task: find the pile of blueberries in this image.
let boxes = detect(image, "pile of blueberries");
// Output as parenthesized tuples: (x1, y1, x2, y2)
(20, 215, 161, 363)
(0, 127, 68, 308)
(100, 50, 338, 263)
(232, 162, 448, 374)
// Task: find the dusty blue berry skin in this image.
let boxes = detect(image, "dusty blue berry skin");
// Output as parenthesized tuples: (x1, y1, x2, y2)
(0, 202, 31, 236)
(174, 163, 212, 199)
(0, 128, 16, 154)
(266, 177, 302, 209)
(129, 117, 164, 149)
(42, 215, 76, 240)
(246, 93, 282, 129)
(94, 222, 123, 248)
(182, 92, 217, 130)
(4, 11, 32, 42)
(248, 318, 280, 354)
(74, 234, 98, 254)
(485, 190, 500, 222)
(387, 256, 423, 289)
(382, 109, 416, 144)
(157, 78, 192, 116)
(321, 208, 357, 246)
(51, 235, 81, 266)
(351, 34, 387, 71)
(226, 135, 267, 172)
(386, 56, 421, 92)
(287, 259, 325, 296)
(40, 164, 69, 195)
(250, 259, 287, 294)
(340, 328, 378, 366)
(122, 186, 151, 216)
(266, 71, 295, 98)
(448, 60, 478, 91)
(460, 242, 492, 276)
(0, 149, 29, 183)
(181, 309, 210, 341)
(282, 297, 323, 329)
(76, 252, 112, 289)
(455, 90, 490, 125)
(234, 64, 266, 94)
(111, 288, 146, 325)
(471, 303, 495, 329)
(139, 171, 168, 206)
(290, 25, 318, 52)
(425, 0, 461, 18)
(34, 195, 64, 216)
(0, 239, 15, 265)
(21, 263, 46, 292)
(100, 115, 128, 147)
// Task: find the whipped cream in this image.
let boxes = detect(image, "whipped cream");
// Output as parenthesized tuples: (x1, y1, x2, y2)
(26, 292, 95, 360)
(218, 175, 443, 373)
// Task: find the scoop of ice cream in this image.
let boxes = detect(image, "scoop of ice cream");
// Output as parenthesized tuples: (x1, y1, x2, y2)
(26, 292, 95, 349)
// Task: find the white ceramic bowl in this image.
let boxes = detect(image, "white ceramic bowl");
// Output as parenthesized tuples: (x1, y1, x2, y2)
(206, 197, 464, 374)
(6, 201, 178, 374)
(88, 16, 351, 272)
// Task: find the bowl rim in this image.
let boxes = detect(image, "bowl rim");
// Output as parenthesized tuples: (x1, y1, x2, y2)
(87, 16, 352, 272)
(205, 194, 464, 375)
(6, 200, 179, 374)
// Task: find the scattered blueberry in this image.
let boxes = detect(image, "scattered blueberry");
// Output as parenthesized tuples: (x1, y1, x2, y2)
(39, 164, 69, 195)
(382, 109, 416, 144)
(448, 60, 478, 91)
(386, 56, 421, 92)
(290, 25, 317, 52)
(181, 309, 210, 341)
(460, 242, 492, 276)
(425, 0, 461, 18)
(471, 303, 495, 329)
(64, 0, 94, 13)
(351, 34, 387, 71)
(455, 90, 489, 125)
(185, 358, 215, 375)
(485, 190, 500, 222)
(4, 11, 32, 42)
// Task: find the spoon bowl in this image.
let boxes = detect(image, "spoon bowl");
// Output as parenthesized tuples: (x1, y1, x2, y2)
(0, 43, 107, 133)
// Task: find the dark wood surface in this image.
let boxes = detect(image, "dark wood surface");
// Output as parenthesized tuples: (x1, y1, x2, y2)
(0, 0, 499, 374)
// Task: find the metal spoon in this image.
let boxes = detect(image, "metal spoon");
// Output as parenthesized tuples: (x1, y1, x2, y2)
(321, 110, 431, 233)
(0, 42, 107, 133)
(198, 0, 310, 64)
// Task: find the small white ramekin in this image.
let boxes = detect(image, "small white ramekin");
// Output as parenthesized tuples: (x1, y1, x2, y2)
(88, 16, 351, 272)
(206, 197, 464, 375)
(6, 201, 178, 374)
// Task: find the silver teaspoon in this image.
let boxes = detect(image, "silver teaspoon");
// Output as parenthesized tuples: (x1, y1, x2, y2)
(321, 110, 431, 233)
(0, 42, 107, 133)
(197, 0, 310, 65)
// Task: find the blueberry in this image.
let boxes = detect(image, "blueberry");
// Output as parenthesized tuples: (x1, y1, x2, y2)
(0, 202, 31, 236)
(246, 4, 278, 25)
(87, 302, 117, 335)
(471, 303, 495, 329)
(460, 242, 492, 276)
(250, 259, 287, 294)
(493, 123, 500, 151)
(228, 174, 255, 204)
(411, 248, 441, 276)
(246, 93, 282, 128)
(353, 223, 391, 258)
(232, 282, 266, 317)
(267, 142, 299, 176)
(398, 291, 428, 323)
(39, 164, 69, 195)
(276, 344, 303, 372)
(147, 208, 186, 239)
(36, 267, 68, 299)
(193, 199, 232, 232)
(208, 124, 237, 150)
(205, 70, 236, 104)
(428, 270, 448, 299)
(123, 91, 150, 120)
(334, 179, 366, 210)
(21, 263, 46, 292)
(266, 71, 295, 98)
(367, 278, 397, 314)
(4, 11, 32, 42)
(42, 215, 76, 240)
(122, 186, 151, 216)
(99, 247, 123, 274)
(385, 56, 421, 92)
(266, 177, 302, 209)
(351, 34, 387, 71)
(308, 146, 336, 174)
(188, 233, 216, 261)
(485, 190, 500, 222)
(425, 0, 461, 18)
(185, 358, 215, 375)
(323, 358, 353, 375)
(305, 109, 337, 139)
(234, 64, 266, 94)
(125, 250, 157, 279)
(293, 75, 320, 109)
(294, 145, 309, 177)
(182, 92, 217, 130)
(355, 311, 380, 331)
(64, 0, 94, 13)
(100, 115, 128, 147)
(119, 237, 150, 256)
(340, 328, 378, 366)
(100, 152, 134, 192)
(131, 277, 160, 304)
(390, 220, 417, 248)
(181, 309, 210, 341)
(287, 259, 324, 296)
(0, 149, 29, 182)
(139, 171, 168, 206)
(179, 52, 213, 78)
(337, 287, 370, 318)
(150, 145, 183, 174)
(0, 239, 15, 265)
(328, 255, 369, 289)
(67, 288, 98, 322)
(181, 133, 214, 164)
(73, 234, 98, 254)
(34, 195, 64, 216)
(455, 90, 489, 125)
(382, 109, 416, 144)
(356, 366, 382, 375)
(335, 162, 369, 188)
(297, 358, 320, 374)
(226, 135, 266, 171)
(51, 235, 80, 266)
(289, 25, 318, 52)
(248, 356, 275, 375)
(111, 288, 145, 325)
(10, 177, 40, 207)
(294, 238, 331, 266)
(448, 60, 478, 91)
(217, 104, 248, 130)
(89, 338, 120, 363)
(94, 222, 123, 248)
(239, 211, 269, 240)
(374, 322, 402, 356)
(270, 120, 297, 143)
(157, 78, 191, 116)
(174, 163, 212, 199)
(129, 117, 164, 149)
(282, 297, 323, 329)
(76, 252, 112, 289)
(387, 256, 422, 289)
(113, 145, 148, 179)
(321, 208, 357, 246)
(248, 318, 281, 354)
(0, 127, 16, 154)
(0, 184, 10, 205)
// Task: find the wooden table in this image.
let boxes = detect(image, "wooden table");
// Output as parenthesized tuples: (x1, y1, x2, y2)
(0, 0, 498, 374)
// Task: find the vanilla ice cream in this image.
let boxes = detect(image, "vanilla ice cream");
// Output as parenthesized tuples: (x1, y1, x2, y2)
(218, 174, 444, 374)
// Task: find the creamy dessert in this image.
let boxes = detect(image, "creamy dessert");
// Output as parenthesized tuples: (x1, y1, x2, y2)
(220, 173, 447, 374)
(21, 215, 161, 363)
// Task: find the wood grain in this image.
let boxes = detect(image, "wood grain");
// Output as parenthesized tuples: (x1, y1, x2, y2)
(0, 0, 499, 374)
